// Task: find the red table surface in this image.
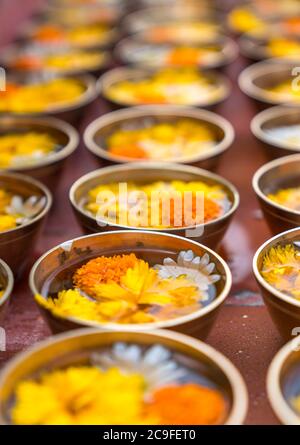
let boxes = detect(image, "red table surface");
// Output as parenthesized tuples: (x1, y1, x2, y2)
(0, 0, 286, 425)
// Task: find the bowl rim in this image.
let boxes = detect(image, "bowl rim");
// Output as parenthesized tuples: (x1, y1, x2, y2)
(238, 59, 300, 106)
(253, 227, 300, 308)
(69, 161, 240, 231)
(97, 66, 232, 108)
(251, 105, 300, 153)
(83, 104, 235, 164)
(0, 74, 98, 117)
(114, 35, 239, 69)
(0, 171, 52, 235)
(0, 116, 79, 171)
(252, 152, 300, 217)
(267, 335, 300, 425)
(0, 327, 248, 425)
(29, 229, 232, 331)
(0, 259, 14, 308)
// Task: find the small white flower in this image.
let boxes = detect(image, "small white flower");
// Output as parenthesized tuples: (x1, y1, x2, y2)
(6, 195, 46, 225)
(154, 249, 221, 300)
(91, 343, 188, 392)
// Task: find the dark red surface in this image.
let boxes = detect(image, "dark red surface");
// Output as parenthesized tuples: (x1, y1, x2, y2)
(0, 0, 286, 425)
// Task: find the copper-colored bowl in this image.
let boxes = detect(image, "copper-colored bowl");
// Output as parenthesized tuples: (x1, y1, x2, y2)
(253, 227, 300, 340)
(1, 42, 110, 77)
(30, 230, 232, 338)
(267, 336, 300, 424)
(0, 73, 98, 124)
(239, 60, 300, 109)
(83, 105, 234, 170)
(0, 328, 248, 425)
(0, 259, 14, 324)
(251, 106, 300, 159)
(252, 154, 300, 234)
(0, 172, 52, 278)
(0, 116, 79, 191)
(115, 35, 238, 70)
(98, 67, 231, 110)
(69, 163, 239, 249)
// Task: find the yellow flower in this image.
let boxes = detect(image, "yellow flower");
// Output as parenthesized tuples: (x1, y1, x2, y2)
(12, 366, 148, 425)
(261, 244, 300, 299)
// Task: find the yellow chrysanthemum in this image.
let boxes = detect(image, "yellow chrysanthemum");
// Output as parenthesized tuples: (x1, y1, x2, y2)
(261, 244, 300, 299)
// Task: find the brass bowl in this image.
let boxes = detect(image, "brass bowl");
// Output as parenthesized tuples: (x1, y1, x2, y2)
(253, 227, 300, 340)
(267, 336, 300, 424)
(0, 328, 248, 425)
(83, 105, 235, 170)
(69, 163, 239, 249)
(98, 67, 231, 110)
(1, 42, 111, 77)
(239, 60, 300, 109)
(0, 259, 14, 324)
(238, 34, 300, 62)
(115, 36, 238, 70)
(252, 154, 300, 234)
(251, 106, 300, 159)
(0, 116, 79, 191)
(0, 172, 52, 279)
(0, 73, 98, 124)
(30, 230, 232, 338)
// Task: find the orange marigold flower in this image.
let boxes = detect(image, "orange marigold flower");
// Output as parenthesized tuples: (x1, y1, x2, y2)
(73, 254, 138, 296)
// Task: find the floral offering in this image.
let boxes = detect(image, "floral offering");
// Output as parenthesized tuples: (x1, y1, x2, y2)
(0, 132, 61, 168)
(105, 68, 226, 106)
(0, 78, 86, 113)
(268, 186, 300, 212)
(0, 188, 46, 232)
(84, 180, 231, 228)
(106, 119, 216, 161)
(10, 50, 106, 73)
(267, 37, 300, 57)
(261, 243, 300, 299)
(137, 22, 220, 45)
(11, 343, 227, 425)
(36, 250, 221, 324)
(31, 23, 113, 48)
(265, 80, 300, 103)
(122, 43, 225, 68)
(228, 8, 265, 33)
(265, 125, 300, 148)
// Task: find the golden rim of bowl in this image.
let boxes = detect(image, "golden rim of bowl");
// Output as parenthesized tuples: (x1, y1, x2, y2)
(253, 227, 300, 309)
(251, 105, 300, 153)
(252, 153, 300, 217)
(238, 59, 300, 106)
(97, 66, 232, 108)
(29, 229, 232, 331)
(0, 171, 52, 235)
(0, 259, 14, 308)
(83, 104, 235, 164)
(0, 116, 79, 172)
(69, 161, 240, 231)
(0, 327, 248, 425)
(267, 336, 300, 425)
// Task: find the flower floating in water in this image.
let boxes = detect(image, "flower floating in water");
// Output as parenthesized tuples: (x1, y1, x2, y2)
(84, 180, 230, 229)
(107, 119, 216, 162)
(261, 243, 300, 299)
(268, 186, 300, 212)
(0, 188, 46, 232)
(11, 343, 227, 425)
(105, 68, 226, 106)
(32, 23, 112, 48)
(267, 37, 300, 58)
(266, 80, 300, 103)
(143, 22, 220, 45)
(0, 132, 60, 168)
(36, 251, 220, 324)
(0, 79, 86, 113)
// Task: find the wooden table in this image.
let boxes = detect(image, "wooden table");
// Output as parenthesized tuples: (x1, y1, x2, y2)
(0, 0, 285, 425)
